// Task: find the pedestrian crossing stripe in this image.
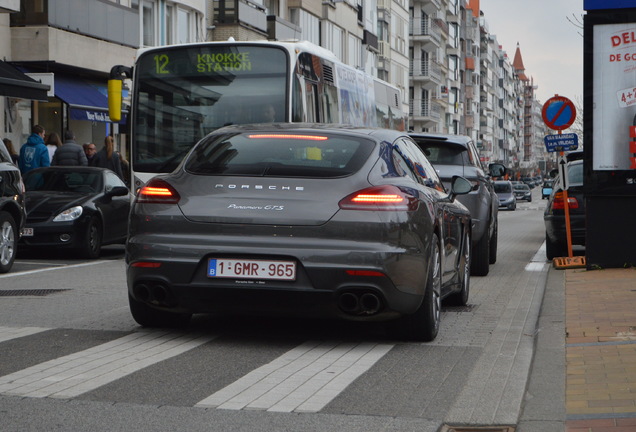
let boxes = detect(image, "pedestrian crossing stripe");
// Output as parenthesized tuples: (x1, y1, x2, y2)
(0, 330, 216, 398)
(0, 326, 49, 344)
(195, 340, 394, 413)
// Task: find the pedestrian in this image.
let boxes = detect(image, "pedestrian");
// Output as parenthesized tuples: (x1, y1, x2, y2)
(83, 142, 97, 166)
(51, 130, 88, 166)
(92, 135, 123, 180)
(2, 138, 19, 165)
(45, 132, 63, 162)
(118, 151, 130, 186)
(18, 124, 50, 174)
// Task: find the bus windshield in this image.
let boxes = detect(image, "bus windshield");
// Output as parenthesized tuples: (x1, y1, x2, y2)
(133, 45, 288, 173)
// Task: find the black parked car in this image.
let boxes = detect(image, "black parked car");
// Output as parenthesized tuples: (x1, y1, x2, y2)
(0, 140, 26, 273)
(20, 166, 131, 259)
(513, 183, 532, 202)
(409, 132, 506, 276)
(126, 124, 473, 342)
(544, 154, 585, 260)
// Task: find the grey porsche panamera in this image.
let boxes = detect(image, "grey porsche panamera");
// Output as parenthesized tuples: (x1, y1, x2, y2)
(126, 124, 473, 341)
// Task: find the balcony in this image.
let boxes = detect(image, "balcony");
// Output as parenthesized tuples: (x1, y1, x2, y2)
(410, 18, 442, 48)
(11, 0, 139, 48)
(267, 15, 300, 41)
(410, 60, 442, 88)
(409, 98, 442, 123)
(214, 0, 267, 33)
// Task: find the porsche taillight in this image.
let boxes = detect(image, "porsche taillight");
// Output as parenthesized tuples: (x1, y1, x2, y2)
(552, 191, 579, 210)
(136, 178, 180, 204)
(339, 185, 418, 211)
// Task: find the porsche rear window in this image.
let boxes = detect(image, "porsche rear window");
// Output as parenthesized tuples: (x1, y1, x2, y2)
(415, 143, 466, 165)
(185, 133, 375, 177)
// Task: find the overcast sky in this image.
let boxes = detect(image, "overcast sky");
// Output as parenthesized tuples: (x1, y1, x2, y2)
(478, 0, 585, 103)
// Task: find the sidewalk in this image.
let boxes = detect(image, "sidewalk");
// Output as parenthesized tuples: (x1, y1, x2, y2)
(563, 267, 636, 431)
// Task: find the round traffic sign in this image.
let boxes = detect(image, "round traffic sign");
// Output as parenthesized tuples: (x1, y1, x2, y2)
(542, 95, 576, 131)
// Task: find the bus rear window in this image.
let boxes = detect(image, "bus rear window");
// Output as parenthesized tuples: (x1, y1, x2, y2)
(184, 133, 375, 178)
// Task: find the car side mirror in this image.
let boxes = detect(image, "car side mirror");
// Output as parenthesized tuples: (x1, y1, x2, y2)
(450, 176, 472, 195)
(106, 186, 129, 197)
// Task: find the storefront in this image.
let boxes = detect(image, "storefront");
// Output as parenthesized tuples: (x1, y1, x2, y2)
(0, 60, 49, 147)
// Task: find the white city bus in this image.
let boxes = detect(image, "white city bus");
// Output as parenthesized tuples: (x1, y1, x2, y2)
(108, 40, 406, 190)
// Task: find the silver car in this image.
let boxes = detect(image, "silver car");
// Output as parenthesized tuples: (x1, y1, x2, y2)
(126, 124, 473, 342)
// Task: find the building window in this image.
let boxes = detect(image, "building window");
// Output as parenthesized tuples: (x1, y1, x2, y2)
(177, 8, 190, 43)
(290, 9, 319, 45)
(448, 22, 458, 49)
(449, 55, 459, 81)
(142, 1, 156, 47)
(347, 34, 362, 69)
(323, 22, 344, 60)
(166, 5, 173, 45)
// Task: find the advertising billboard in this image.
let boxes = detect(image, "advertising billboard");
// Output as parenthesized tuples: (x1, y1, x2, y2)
(592, 22, 636, 170)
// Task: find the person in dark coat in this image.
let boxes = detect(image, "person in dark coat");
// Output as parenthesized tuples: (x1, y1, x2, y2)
(51, 130, 88, 166)
(2, 138, 19, 165)
(18, 124, 50, 174)
(92, 135, 123, 180)
(83, 142, 97, 166)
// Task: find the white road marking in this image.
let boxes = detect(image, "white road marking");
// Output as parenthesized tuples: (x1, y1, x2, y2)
(0, 330, 216, 398)
(196, 340, 393, 413)
(0, 326, 49, 343)
(0, 260, 112, 279)
(525, 242, 548, 272)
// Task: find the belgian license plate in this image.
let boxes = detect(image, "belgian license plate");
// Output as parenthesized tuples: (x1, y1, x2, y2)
(22, 228, 34, 237)
(208, 258, 296, 281)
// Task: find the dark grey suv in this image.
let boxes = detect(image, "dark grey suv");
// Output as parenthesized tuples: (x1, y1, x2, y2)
(0, 140, 26, 273)
(410, 133, 505, 276)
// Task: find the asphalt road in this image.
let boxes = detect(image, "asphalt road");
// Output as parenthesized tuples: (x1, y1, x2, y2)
(0, 189, 550, 432)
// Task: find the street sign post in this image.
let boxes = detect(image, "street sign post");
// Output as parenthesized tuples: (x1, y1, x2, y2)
(541, 95, 583, 266)
(558, 155, 569, 190)
(544, 133, 579, 152)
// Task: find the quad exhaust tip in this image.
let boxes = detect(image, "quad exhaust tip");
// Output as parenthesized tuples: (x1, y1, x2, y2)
(337, 290, 383, 316)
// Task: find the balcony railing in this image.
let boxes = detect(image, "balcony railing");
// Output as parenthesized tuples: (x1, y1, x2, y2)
(410, 17, 442, 46)
(214, 0, 267, 33)
(11, 0, 139, 48)
(409, 98, 441, 121)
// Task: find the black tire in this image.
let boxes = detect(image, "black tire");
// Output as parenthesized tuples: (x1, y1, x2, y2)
(471, 230, 490, 276)
(0, 211, 18, 273)
(80, 217, 102, 259)
(129, 294, 192, 327)
(489, 221, 498, 265)
(390, 233, 442, 342)
(545, 232, 564, 260)
(447, 229, 471, 306)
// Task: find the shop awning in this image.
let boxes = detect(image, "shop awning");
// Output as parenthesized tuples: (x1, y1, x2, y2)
(0, 61, 50, 101)
(54, 74, 121, 123)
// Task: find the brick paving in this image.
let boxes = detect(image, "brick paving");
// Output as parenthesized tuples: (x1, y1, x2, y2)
(564, 267, 636, 432)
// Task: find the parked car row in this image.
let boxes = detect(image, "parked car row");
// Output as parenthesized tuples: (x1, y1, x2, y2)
(0, 139, 132, 272)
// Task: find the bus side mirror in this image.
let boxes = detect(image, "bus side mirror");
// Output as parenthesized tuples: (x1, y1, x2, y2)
(108, 79, 123, 122)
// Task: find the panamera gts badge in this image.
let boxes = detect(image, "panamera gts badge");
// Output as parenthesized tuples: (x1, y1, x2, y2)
(227, 204, 284, 211)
